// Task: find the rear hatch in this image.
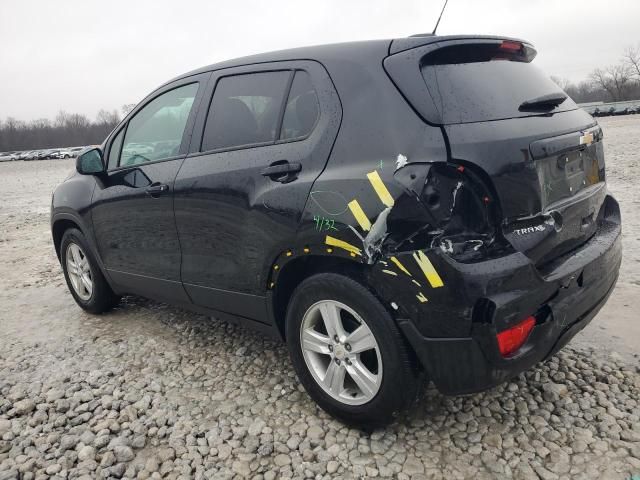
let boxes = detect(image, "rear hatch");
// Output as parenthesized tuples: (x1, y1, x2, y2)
(385, 36, 605, 267)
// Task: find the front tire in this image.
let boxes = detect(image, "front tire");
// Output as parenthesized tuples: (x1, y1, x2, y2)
(286, 273, 422, 427)
(60, 228, 120, 314)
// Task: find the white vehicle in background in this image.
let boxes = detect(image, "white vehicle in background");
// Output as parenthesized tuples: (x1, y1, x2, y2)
(67, 147, 86, 157)
(50, 149, 73, 159)
(0, 152, 18, 162)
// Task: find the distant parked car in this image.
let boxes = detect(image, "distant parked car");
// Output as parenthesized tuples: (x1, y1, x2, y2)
(0, 152, 17, 162)
(68, 147, 86, 157)
(22, 151, 39, 160)
(597, 106, 615, 117)
(49, 149, 73, 159)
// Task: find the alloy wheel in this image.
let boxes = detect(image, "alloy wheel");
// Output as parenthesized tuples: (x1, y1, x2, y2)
(300, 300, 383, 405)
(66, 243, 93, 301)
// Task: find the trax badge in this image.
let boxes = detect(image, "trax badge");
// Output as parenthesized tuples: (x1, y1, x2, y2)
(579, 132, 594, 145)
(513, 224, 546, 236)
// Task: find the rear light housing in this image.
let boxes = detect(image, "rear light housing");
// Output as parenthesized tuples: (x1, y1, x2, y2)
(496, 316, 536, 357)
(499, 40, 522, 52)
(388, 162, 505, 262)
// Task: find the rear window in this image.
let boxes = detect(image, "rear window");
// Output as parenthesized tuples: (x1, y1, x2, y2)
(420, 43, 577, 124)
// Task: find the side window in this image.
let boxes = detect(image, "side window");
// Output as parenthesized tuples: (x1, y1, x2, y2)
(107, 128, 124, 170)
(280, 71, 319, 140)
(120, 83, 198, 167)
(201, 71, 290, 152)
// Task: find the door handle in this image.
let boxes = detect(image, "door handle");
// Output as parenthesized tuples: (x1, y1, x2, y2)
(261, 161, 301, 183)
(146, 183, 169, 197)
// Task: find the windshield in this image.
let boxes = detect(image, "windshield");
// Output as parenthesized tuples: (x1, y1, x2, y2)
(421, 44, 577, 124)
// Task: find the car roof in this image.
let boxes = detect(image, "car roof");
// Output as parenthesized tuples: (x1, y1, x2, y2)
(165, 39, 390, 85)
(161, 34, 529, 88)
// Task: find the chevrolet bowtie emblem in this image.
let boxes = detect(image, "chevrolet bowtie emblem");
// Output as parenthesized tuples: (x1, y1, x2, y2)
(579, 132, 594, 145)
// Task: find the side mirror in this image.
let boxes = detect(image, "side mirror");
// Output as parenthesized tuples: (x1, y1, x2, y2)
(76, 148, 104, 175)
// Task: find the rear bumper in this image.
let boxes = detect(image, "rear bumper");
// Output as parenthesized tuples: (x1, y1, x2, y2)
(398, 194, 622, 395)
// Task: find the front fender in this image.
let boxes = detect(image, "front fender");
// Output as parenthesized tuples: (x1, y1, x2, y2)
(51, 175, 114, 287)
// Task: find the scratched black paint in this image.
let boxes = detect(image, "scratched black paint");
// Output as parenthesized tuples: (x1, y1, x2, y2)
(51, 35, 622, 396)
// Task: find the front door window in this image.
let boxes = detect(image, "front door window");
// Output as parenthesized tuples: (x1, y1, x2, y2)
(119, 83, 199, 167)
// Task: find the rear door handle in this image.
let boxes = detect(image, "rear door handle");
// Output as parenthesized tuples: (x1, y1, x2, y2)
(146, 183, 169, 197)
(261, 161, 301, 182)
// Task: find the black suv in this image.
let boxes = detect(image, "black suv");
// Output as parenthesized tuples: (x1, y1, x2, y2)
(51, 35, 621, 425)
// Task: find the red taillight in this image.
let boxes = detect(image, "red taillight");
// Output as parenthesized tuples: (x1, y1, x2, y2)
(499, 40, 522, 52)
(496, 316, 536, 357)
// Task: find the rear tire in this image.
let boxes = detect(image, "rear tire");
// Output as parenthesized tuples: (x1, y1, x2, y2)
(286, 273, 422, 427)
(60, 228, 120, 314)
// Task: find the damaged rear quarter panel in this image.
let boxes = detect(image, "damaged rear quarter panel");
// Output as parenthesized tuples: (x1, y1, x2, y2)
(267, 44, 511, 338)
(287, 155, 502, 338)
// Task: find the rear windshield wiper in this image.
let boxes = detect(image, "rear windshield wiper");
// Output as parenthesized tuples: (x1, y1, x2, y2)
(519, 93, 567, 111)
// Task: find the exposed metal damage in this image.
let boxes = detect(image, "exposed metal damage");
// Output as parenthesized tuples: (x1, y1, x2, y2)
(347, 159, 499, 266)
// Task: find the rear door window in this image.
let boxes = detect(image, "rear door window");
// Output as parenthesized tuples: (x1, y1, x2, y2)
(420, 43, 578, 124)
(280, 71, 320, 140)
(201, 71, 291, 152)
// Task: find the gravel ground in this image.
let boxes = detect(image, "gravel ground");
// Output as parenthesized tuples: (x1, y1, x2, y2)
(1, 115, 639, 479)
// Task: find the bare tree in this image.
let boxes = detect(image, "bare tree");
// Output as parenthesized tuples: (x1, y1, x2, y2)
(624, 44, 640, 78)
(96, 109, 120, 125)
(30, 118, 51, 129)
(4, 117, 23, 131)
(590, 68, 616, 100)
(608, 64, 633, 101)
(590, 65, 633, 101)
(1, 110, 120, 152)
(54, 111, 70, 128)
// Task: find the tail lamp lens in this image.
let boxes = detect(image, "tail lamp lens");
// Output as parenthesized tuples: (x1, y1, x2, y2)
(499, 40, 523, 52)
(496, 316, 536, 357)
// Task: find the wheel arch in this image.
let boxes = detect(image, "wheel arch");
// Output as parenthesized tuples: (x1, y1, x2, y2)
(270, 253, 387, 340)
(52, 216, 83, 260)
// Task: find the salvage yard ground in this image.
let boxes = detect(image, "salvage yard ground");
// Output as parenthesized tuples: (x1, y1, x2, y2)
(0, 115, 639, 479)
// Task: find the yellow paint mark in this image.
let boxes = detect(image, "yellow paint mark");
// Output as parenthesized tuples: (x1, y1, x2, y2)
(286, 251, 293, 257)
(350, 252, 356, 257)
(416, 292, 428, 303)
(325, 235, 361, 256)
(412, 279, 422, 287)
(348, 199, 372, 231)
(273, 265, 279, 270)
(382, 269, 398, 276)
(326, 248, 333, 253)
(413, 250, 444, 288)
(366, 170, 395, 208)
(390, 256, 412, 277)
(303, 247, 310, 253)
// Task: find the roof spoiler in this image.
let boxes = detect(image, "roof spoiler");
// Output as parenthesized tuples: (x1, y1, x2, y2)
(389, 34, 533, 55)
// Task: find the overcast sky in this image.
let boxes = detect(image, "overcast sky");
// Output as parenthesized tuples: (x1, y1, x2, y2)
(1, 0, 639, 121)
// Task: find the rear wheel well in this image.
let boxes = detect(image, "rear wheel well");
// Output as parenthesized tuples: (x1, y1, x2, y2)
(52, 219, 81, 259)
(272, 256, 367, 339)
